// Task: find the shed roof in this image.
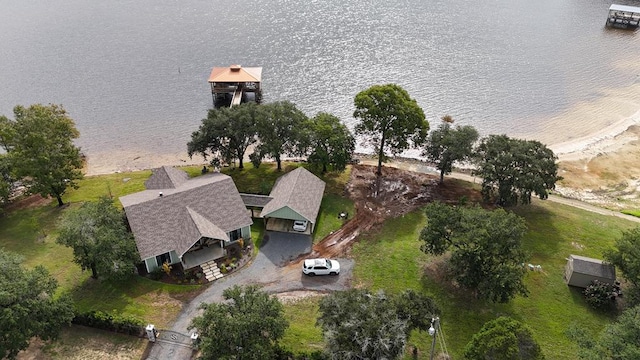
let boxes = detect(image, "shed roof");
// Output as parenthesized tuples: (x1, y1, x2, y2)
(240, 193, 273, 207)
(120, 170, 252, 260)
(261, 167, 325, 223)
(609, 4, 640, 13)
(208, 65, 262, 83)
(569, 254, 616, 279)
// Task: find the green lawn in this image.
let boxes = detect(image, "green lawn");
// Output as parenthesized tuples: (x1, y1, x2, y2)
(622, 209, 640, 218)
(0, 170, 201, 326)
(350, 199, 636, 359)
(281, 297, 324, 352)
(8, 164, 632, 358)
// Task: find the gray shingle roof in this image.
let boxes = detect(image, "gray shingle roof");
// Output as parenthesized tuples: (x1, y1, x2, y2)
(240, 193, 273, 207)
(570, 254, 616, 279)
(261, 167, 325, 223)
(144, 166, 189, 189)
(120, 170, 252, 260)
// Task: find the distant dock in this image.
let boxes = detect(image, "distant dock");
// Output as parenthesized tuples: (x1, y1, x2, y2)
(208, 65, 262, 108)
(606, 4, 640, 29)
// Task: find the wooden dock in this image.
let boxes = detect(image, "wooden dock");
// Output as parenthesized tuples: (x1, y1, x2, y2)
(208, 65, 262, 108)
(606, 4, 640, 29)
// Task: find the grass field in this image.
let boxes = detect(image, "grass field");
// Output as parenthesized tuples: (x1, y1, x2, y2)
(350, 199, 636, 359)
(5, 163, 636, 358)
(0, 162, 352, 328)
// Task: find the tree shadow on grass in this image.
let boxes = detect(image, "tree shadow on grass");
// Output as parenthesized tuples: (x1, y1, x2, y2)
(68, 275, 205, 328)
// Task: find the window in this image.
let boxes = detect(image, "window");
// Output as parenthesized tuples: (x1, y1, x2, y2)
(156, 252, 171, 267)
(230, 229, 242, 241)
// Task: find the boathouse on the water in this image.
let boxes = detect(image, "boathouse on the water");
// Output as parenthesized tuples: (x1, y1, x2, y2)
(208, 65, 262, 107)
(606, 4, 640, 29)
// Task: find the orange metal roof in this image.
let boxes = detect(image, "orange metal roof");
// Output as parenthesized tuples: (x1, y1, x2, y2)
(208, 65, 262, 83)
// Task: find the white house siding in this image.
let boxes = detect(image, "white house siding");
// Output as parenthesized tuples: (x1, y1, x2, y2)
(241, 225, 251, 239)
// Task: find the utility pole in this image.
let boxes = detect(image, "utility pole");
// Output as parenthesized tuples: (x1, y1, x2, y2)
(429, 317, 440, 360)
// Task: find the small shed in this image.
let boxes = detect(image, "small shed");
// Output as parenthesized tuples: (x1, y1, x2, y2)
(564, 254, 616, 288)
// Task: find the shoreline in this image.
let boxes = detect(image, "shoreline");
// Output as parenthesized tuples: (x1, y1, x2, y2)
(84, 113, 640, 176)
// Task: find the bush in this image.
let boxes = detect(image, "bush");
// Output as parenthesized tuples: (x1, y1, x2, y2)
(148, 269, 163, 280)
(583, 280, 622, 310)
(73, 311, 145, 336)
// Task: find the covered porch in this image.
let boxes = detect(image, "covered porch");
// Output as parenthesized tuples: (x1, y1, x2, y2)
(181, 245, 226, 270)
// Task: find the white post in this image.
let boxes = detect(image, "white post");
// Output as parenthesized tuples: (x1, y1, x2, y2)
(145, 324, 157, 342)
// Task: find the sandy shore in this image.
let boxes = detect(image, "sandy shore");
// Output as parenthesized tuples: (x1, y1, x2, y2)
(83, 73, 640, 209)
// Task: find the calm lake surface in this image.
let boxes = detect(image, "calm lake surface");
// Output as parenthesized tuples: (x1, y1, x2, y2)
(1, 0, 639, 173)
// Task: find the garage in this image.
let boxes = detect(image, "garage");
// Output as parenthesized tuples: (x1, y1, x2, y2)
(260, 167, 325, 236)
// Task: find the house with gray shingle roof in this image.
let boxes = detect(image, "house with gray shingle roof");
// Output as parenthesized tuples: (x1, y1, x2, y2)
(564, 254, 616, 288)
(261, 167, 325, 234)
(120, 167, 252, 273)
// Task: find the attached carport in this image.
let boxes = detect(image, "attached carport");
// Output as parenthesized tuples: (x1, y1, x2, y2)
(260, 167, 325, 235)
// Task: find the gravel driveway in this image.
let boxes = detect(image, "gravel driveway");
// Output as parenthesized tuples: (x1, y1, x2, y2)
(145, 232, 353, 359)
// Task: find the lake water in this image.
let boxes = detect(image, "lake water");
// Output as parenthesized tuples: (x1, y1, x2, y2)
(1, 0, 639, 174)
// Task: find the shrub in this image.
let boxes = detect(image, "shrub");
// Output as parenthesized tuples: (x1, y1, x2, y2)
(73, 311, 145, 336)
(583, 280, 621, 310)
(161, 261, 172, 276)
(220, 264, 227, 273)
(148, 269, 163, 280)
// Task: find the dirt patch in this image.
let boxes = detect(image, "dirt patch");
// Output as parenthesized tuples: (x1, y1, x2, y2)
(275, 290, 327, 303)
(4, 194, 52, 212)
(307, 164, 480, 260)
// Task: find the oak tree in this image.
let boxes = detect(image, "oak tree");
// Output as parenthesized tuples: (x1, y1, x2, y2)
(0, 249, 74, 359)
(189, 285, 288, 360)
(353, 84, 429, 176)
(0, 104, 83, 207)
(569, 305, 640, 359)
(423, 116, 479, 183)
(317, 288, 438, 359)
(307, 112, 355, 173)
(420, 202, 529, 303)
(254, 101, 308, 171)
(473, 135, 560, 206)
(464, 317, 544, 360)
(188, 102, 261, 169)
(56, 197, 138, 279)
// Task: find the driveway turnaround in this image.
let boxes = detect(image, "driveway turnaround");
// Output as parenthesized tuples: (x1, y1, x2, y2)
(145, 232, 353, 359)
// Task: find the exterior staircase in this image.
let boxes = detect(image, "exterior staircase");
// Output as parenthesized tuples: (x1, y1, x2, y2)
(201, 261, 224, 282)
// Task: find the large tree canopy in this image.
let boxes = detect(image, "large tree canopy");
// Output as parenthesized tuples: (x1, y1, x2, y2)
(423, 116, 479, 183)
(317, 288, 439, 359)
(464, 317, 545, 360)
(306, 112, 355, 173)
(0, 249, 74, 359)
(353, 84, 429, 176)
(254, 101, 308, 171)
(189, 285, 288, 360)
(473, 135, 560, 206)
(56, 197, 138, 279)
(604, 227, 640, 304)
(569, 305, 640, 360)
(0, 154, 15, 208)
(0, 104, 83, 207)
(420, 202, 529, 303)
(187, 102, 261, 169)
